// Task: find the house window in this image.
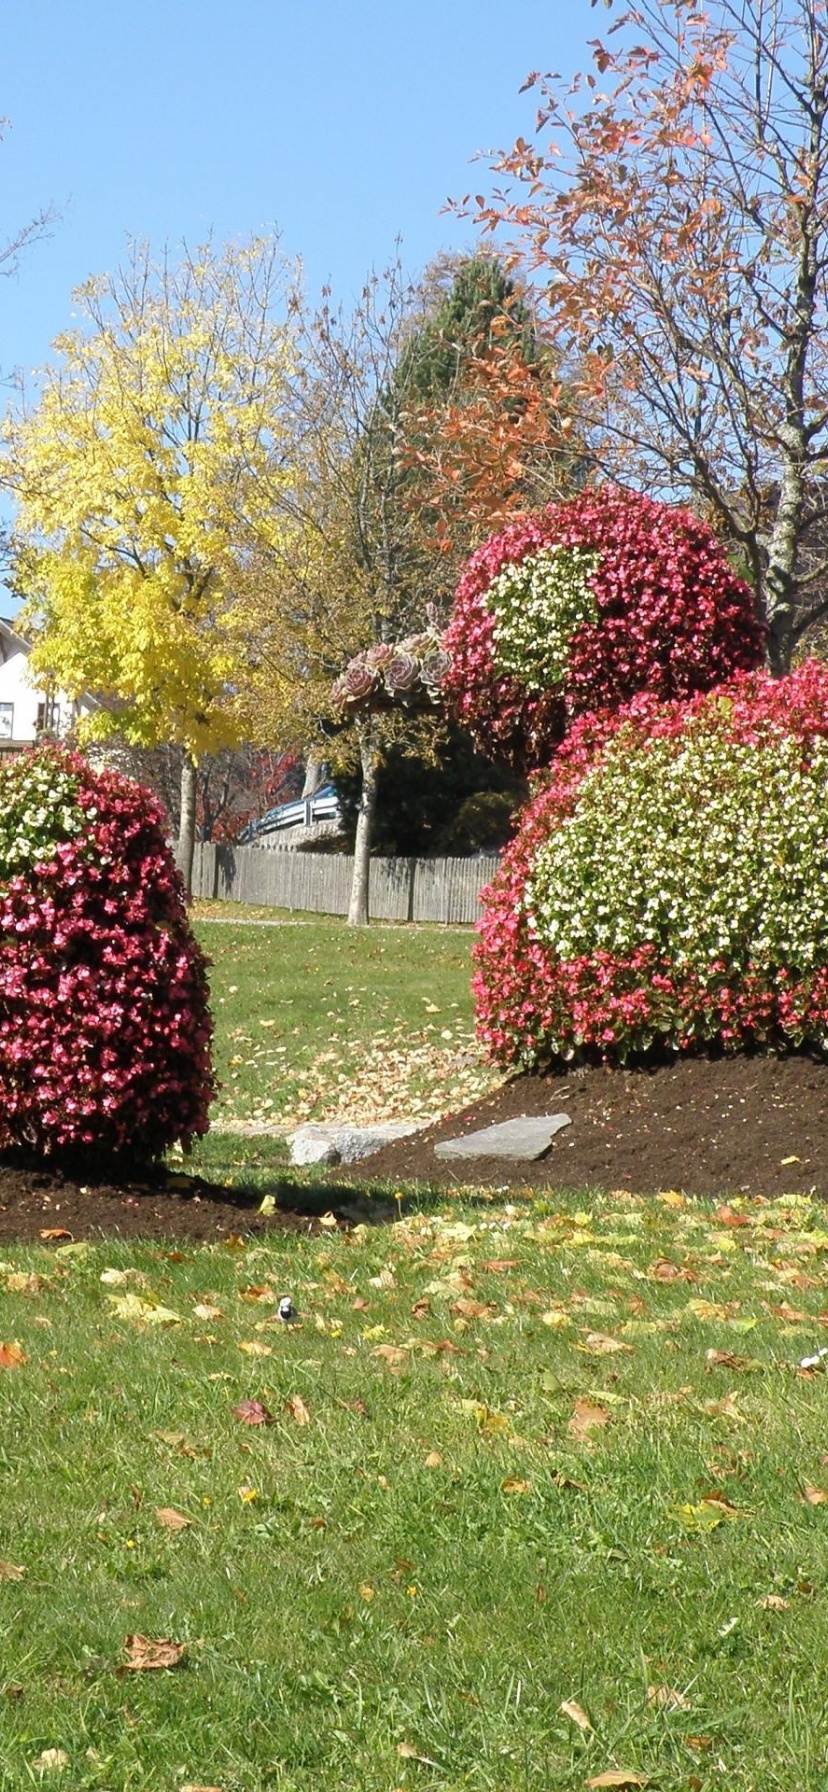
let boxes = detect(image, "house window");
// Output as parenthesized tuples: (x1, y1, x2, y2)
(0, 704, 13, 740)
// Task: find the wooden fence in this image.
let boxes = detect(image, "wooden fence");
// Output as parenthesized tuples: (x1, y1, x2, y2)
(191, 844, 500, 924)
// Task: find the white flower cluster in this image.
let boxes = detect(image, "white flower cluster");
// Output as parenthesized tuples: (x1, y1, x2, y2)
(487, 545, 600, 692)
(0, 756, 83, 882)
(526, 722, 828, 977)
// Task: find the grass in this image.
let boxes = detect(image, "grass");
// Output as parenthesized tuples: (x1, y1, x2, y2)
(197, 914, 503, 1135)
(3, 1189, 828, 1787)
(3, 908, 828, 1788)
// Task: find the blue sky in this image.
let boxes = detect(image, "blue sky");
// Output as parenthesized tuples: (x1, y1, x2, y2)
(0, 0, 594, 387)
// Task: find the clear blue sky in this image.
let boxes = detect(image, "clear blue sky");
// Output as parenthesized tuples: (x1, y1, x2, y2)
(0, 0, 594, 386)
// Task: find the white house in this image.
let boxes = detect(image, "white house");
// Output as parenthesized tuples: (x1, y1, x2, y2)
(0, 617, 95, 747)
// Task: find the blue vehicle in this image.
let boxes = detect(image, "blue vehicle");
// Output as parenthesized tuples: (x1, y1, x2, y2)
(238, 782, 342, 844)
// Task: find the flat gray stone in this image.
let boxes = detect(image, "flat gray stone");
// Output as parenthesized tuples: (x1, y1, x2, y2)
(289, 1120, 423, 1167)
(434, 1113, 571, 1162)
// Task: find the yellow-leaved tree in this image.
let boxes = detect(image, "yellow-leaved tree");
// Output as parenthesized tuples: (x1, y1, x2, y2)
(1, 235, 296, 889)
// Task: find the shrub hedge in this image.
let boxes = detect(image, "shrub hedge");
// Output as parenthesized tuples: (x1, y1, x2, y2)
(0, 746, 214, 1157)
(474, 664, 828, 1065)
(443, 488, 765, 770)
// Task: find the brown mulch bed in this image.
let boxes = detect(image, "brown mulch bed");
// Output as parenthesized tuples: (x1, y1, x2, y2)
(0, 1162, 378, 1247)
(1, 1049, 827, 1244)
(355, 1049, 828, 1199)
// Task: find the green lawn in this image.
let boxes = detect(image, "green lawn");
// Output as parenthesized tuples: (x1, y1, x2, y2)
(1, 911, 827, 1789)
(197, 913, 503, 1136)
(2, 1191, 828, 1787)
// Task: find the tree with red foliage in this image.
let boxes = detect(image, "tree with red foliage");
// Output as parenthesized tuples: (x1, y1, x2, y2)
(467, 0, 828, 672)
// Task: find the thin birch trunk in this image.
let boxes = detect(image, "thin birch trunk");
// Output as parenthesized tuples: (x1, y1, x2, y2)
(176, 752, 198, 896)
(347, 729, 378, 926)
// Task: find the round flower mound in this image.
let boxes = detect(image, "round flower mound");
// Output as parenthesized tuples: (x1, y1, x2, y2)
(475, 663, 828, 1066)
(443, 487, 765, 770)
(0, 745, 214, 1158)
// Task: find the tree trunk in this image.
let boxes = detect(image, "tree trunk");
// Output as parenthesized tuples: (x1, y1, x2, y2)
(764, 457, 805, 676)
(347, 730, 378, 927)
(302, 756, 326, 798)
(176, 753, 198, 896)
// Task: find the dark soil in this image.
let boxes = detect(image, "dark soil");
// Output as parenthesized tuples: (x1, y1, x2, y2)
(355, 1049, 828, 1199)
(2, 1049, 827, 1243)
(0, 1160, 380, 1246)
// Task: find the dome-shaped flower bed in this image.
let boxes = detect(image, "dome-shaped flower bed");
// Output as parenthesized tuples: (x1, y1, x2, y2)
(443, 488, 765, 770)
(0, 745, 214, 1158)
(474, 663, 828, 1066)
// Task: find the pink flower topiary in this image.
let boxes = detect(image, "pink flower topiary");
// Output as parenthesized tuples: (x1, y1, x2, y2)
(443, 487, 765, 770)
(0, 745, 214, 1159)
(474, 662, 828, 1066)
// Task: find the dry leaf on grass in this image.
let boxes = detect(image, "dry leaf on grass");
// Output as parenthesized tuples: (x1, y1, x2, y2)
(424, 1450, 443, 1468)
(232, 1399, 273, 1426)
(580, 1332, 633, 1356)
(155, 1507, 191, 1532)
(569, 1398, 611, 1440)
(30, 1749, 69, 1771)
(501, 1477, 530, 1495)
(370, 1344, 408, 1372)
(647, 1684, 690, 1709)
(38, 1228, 71, 1241)
(285, 1393, 311, 1425)
(758, 1594, 789, 1609)
(587, 1774, 649, 1789)
(238, 1341, 272, 1358)
(802, 1483, 828, 1505)
(193, 1302, 224, 1322)
(560, 1697, 592, 1731)
(180, 1784, 224, 1791)
(0, 1342, 26, 1368)
(6, 1272, 43, 1294)
(0, 1559, 24, 1581)
(120, 1634, 186, 1671)
(705, 1348, 760, 1372)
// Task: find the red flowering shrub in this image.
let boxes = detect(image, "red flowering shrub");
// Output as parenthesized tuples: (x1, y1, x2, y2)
(0, 746, 214, 1158)
(474, 663, 828, 1066)
(443, 488, 764, 769)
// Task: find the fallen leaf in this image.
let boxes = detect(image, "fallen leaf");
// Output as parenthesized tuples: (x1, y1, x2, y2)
(6, 1272, 42, 1294)
(560, 1697, 592, 1731)
(0, 1559, 24, 1580)
(371, 1344, 408, 1371)
(781, 1155, 801, 1167)
(580, 1331, 633, 1356)
(107, 1294, 181, 1326)
(587, 1774, 649, 1789)
(501, 1476, 530, 1494)
(232, 1399, 273, 1425)
(540, 1308, 572, 1329)
(285, 1393, 311, 1425)
(411, 1297, 432, 1319)
(569, 1398, 611, 1440)
(648, 1259, 696, 1283)
(318, 1211, 338, 1229)
(424, 1450, 443, 1468)
(120, 1635, 186, 1671)
(482, 1258, 518, 1272)
(180, 1785, 223, 1792)
(238, 1341, 272, 1358)
(31, 1749, 69, 1772)
(705, 1348, 760, 1372)
(193, 1302, 224, 1322)
(802, 1483, 828, 1506)
(239, 1285, 275, 1304)
(449, 1298, 497, 1320)
(359, 1583, 375, 1601)
(155, 1507, 191, 1532)
(0, 1342, 26, 1368)
(38, 1228, 71, 1242)
(647, 1684, 689, 1709)
(758, 1594, 789, 1610)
